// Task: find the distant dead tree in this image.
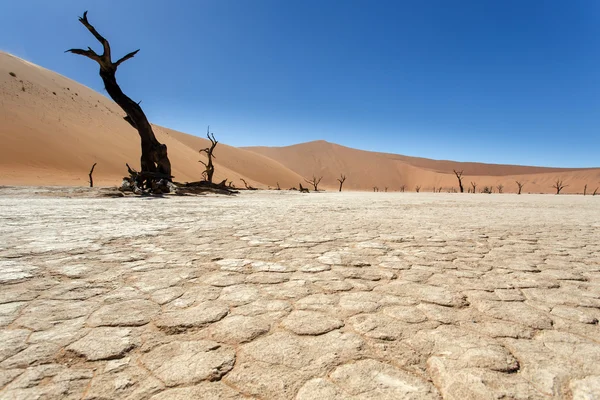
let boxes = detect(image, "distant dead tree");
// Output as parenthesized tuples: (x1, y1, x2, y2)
(482, 186, 492, 194)
(415, 185, 421, 193)
(437, 187, 443, 193)
(593, 187, 599, 196)
(399, 185, 406, 192)
(68, 12, 171, 192)
(552, 179, 567, 194)
(453, 170, 464, 193)
(298, 183, 309, 193)
(199, 127, 218, 183)
(496, 184, 504, 194)
(432, 186, 436, 193)
(470, 182, 477, 193)
(583, 184, 587, 196)
(373, 187, 379, 192)
(384, 187, 388, 192)
(305, 175, 323, 191)
(276, 182, 281, 190)
(88, 162, 97, 187)
(516, 181, 525, 195)
(337, 174, 346, 192)
(240, 178, 257, 190)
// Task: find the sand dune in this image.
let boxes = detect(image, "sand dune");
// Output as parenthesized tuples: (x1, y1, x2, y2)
(2, 51, 599, 193)
(0, 52, 304, 188)
(245, 141, 600, 194)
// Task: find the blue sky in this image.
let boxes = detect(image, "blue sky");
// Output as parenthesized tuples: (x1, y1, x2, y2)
(1, 0, 599, 167)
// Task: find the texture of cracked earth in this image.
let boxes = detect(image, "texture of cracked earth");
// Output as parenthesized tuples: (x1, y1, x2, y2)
(0, 189, 599, 399)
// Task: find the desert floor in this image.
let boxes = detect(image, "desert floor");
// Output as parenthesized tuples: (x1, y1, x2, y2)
(0, 188, 599, 399)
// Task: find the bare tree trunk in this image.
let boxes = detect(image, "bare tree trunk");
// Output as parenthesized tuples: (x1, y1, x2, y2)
(516, 181, 524, 195)
(584, 184, 587, 196)
(88, 162, 97, 187)
(67, 12, 171, 189)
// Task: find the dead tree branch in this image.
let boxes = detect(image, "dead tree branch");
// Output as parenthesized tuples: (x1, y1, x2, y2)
(240, 178, 257, 190)
(496, 184, 504, 194)
(88, 162, 97, 188)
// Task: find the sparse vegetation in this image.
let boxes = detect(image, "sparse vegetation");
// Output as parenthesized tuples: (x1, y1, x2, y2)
(305, 175, 323, 191)
(470, 182, 477, 193)
(496, 184, 503, 194)
(453, 170, 465, 193)
(399, 185, 406, 192)
(516, 181, 525, 195)
(482, 186, 492, 194)
(415, 185, 421, 193)
(552, 179, 567, 195)
(337, 174, 346, 192)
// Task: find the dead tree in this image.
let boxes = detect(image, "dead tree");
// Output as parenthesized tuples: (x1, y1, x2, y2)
(199, 127, 218, 183)
(384, 187, 388, 192)
(68, 12, 171, 192)
(496, 184, 504, 194)
(516, 181, 524, 195)
(415, 185, 421, 193)
(453, 170, 464, 193)
(373, 187, 379, 192)
(593, 187, 598, 196)
(305, 175, 323, 191)
(276, 182, 281, 190)
(470, 182, 477, 193)
(584, 184, 587, 196)
(399, 185, 406, 192)
(552, 179, 567, 194)
(298, 183, 309, 193)
(437, 187, 443, 193)
(240, 178, 257, 190)
(337, 174, 347, 192)
(88, 162, 97, 188)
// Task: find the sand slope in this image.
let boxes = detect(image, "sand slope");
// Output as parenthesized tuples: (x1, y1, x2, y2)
(2, 51, 599, 193)
(245, 141, 600, 194)
(0, 52, 304, 188)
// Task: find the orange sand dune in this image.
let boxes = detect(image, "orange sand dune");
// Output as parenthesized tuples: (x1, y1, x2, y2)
(245, 141, 600, 194)
(0, 52, 304, 188)
(2, 51, 599, 194)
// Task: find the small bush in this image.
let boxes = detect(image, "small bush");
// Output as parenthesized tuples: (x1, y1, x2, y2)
(9, 72, 16, 77)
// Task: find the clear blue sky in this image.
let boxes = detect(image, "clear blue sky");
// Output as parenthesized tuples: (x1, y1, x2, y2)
(1, 0, 598, 167)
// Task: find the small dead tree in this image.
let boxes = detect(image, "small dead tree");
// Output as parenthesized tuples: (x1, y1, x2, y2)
(453, 170, 464, 193)
(384, 187, 388, 192)
(496, 184, 504, 194)
(482, 186, 492, 194)
(437, 187, 443, 193)
(415, 185, 421, 193)
(470, 182, 477, 193)
(552, 179, 567, 194)
(68, 12, 171, 192)
(583, 184, 587, 196)
(373, 187, 379, 192)
(276, 182, 281, 190)
(199, 127, 218, 183)
(337, 174, 347, 192)
(399, 185, 406, 192)
(298, 183, 309, 193)
(516, 181, 525, 195)
(88, 162, 97, 187)
(305, 175, 323, 191)
(593, 187, 598, 196)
